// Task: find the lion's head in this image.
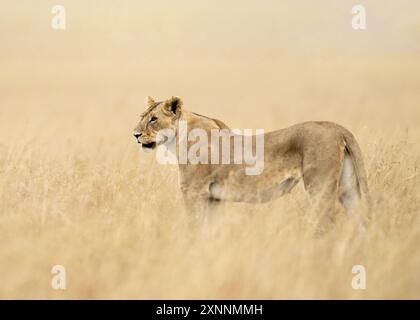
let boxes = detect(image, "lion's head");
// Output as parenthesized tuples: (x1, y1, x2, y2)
(133, 96, 183, 152)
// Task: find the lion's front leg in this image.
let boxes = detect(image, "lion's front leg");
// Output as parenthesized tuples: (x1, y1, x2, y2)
(180, 187, 210, 224)
(181, 187, 221, 225)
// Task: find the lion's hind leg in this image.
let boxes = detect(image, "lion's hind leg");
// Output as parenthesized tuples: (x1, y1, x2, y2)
(338, 153, 367, 235)
(302, 156, 342, 235)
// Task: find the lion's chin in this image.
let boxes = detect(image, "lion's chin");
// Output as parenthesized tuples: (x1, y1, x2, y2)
(141, 142, 156, 153)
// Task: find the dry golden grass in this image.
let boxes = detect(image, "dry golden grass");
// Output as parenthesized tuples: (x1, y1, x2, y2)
(1, 1, 420, 299)
(1, 59, 420, 299)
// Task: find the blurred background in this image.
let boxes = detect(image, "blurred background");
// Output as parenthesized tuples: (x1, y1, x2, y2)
(0, 0, 419, 299)
(1, 0, 420, 132)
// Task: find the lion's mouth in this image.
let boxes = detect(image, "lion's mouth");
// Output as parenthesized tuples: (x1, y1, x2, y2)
(141, 142, 156, 152)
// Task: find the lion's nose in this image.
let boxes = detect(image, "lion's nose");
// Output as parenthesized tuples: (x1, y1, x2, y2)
(133, 132, 142, 140)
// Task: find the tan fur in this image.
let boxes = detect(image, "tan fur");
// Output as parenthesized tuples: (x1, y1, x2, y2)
(133, 96, 371, 232)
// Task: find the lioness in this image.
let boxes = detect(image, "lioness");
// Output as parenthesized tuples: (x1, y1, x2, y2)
(133, 96, 371, 232)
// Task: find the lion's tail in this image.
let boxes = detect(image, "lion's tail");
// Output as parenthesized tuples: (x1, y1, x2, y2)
(342, 129, 372, 212)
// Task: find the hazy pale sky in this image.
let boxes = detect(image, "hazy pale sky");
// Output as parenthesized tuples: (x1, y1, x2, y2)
(1, 1, 419, 133)
(1, 0, 420, 67)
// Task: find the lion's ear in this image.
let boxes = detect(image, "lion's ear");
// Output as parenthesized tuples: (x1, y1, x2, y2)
(164, 96, 183, 115)
(146, 96, 155, 107)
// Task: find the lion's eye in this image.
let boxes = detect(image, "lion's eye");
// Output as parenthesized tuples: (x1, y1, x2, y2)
(149, 116, 158, 123)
